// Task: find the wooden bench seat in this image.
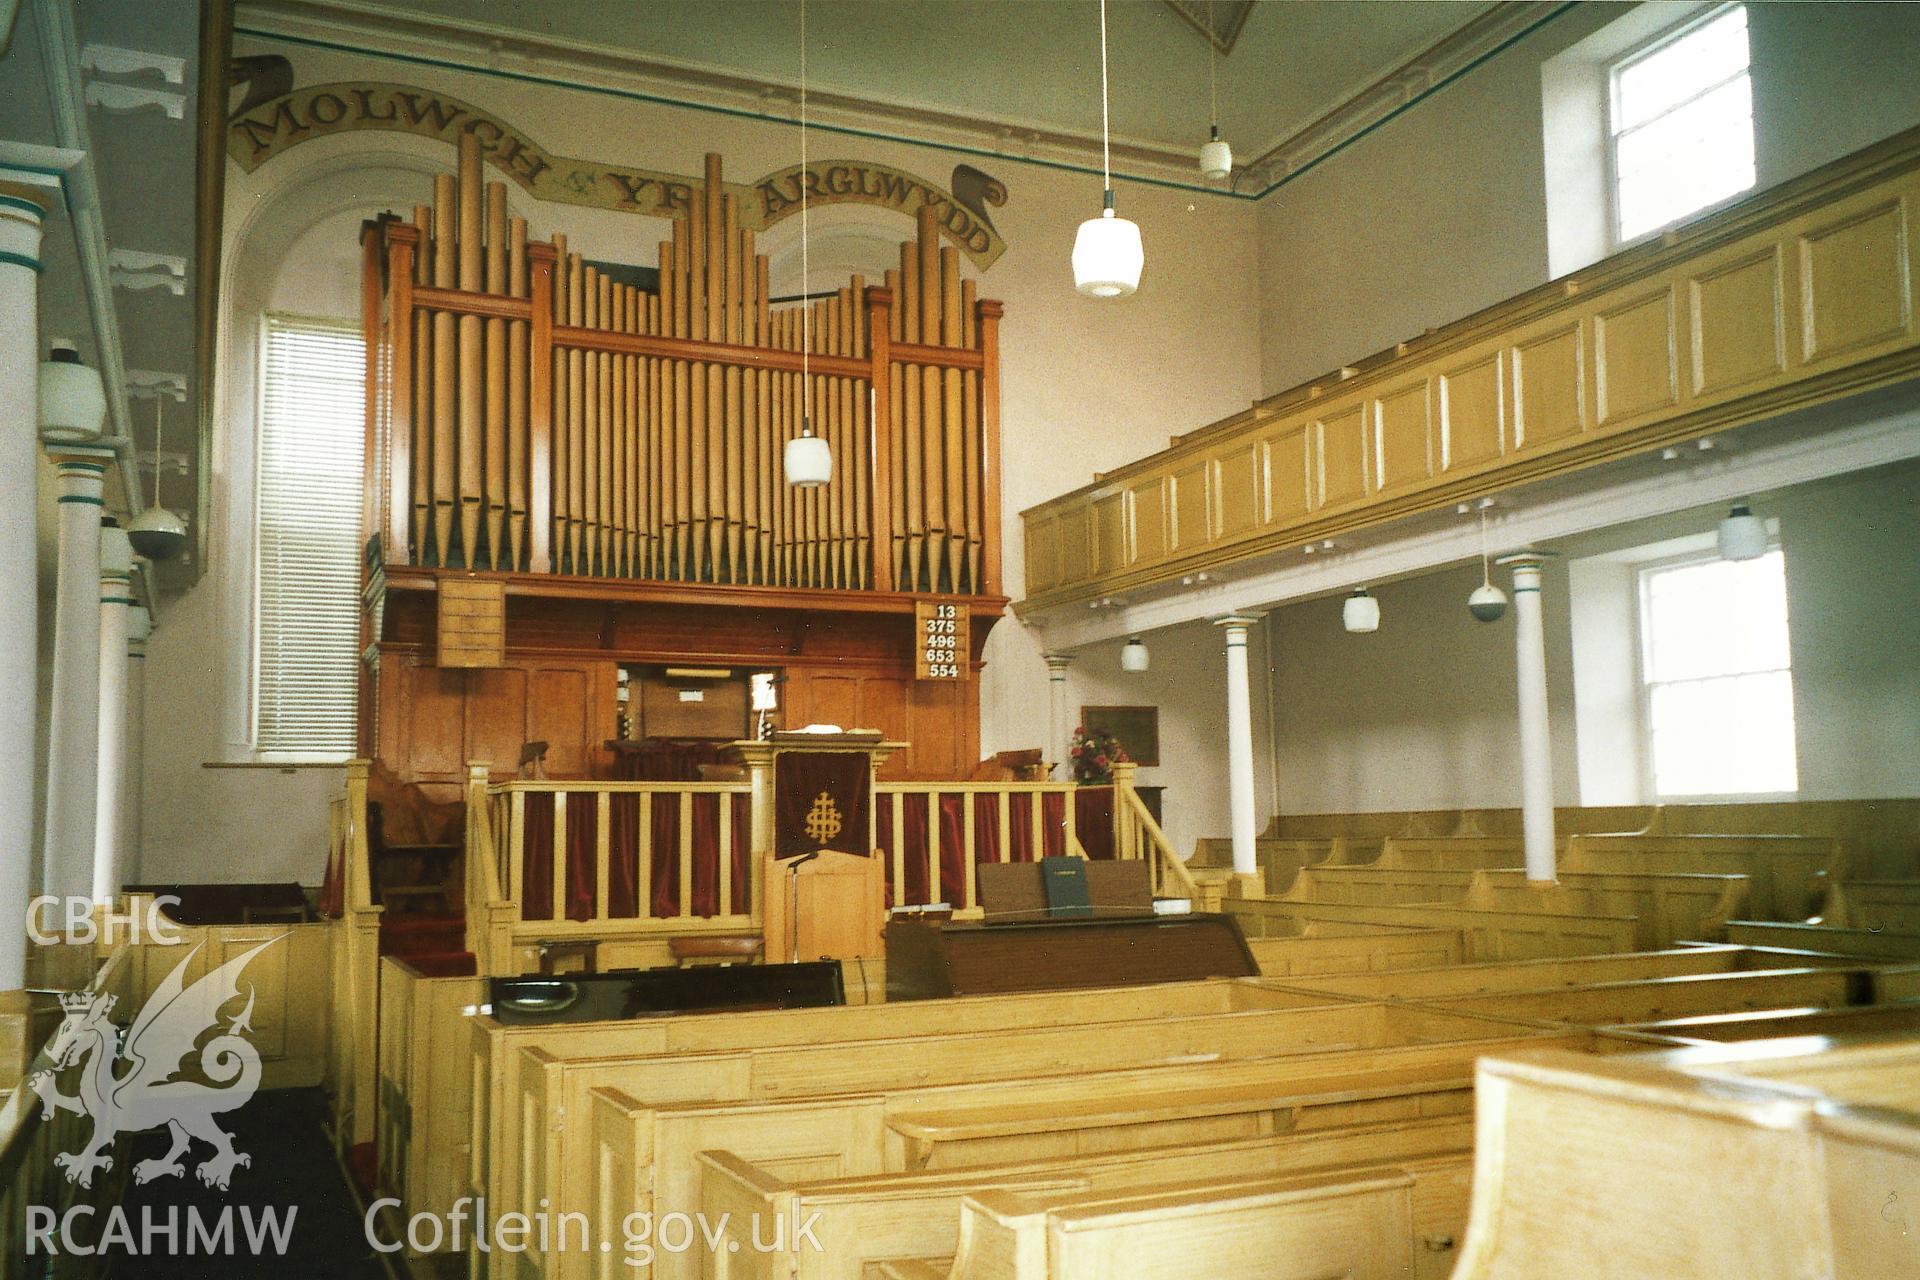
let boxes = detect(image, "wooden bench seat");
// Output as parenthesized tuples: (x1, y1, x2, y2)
(944, 1164, 1436, 1280)
(512, 1002, 1550, 1279)
(1255, 943, 1857, 1001)
(1451, 1038, 1920, 1278)
(1229, 894, 1638, 961)
(583, 1029, 1597, 1280)
(1244, 925, 1465, 976)
(1617, 1001, 1920, 1043)
(699, 1115, 1474, 1280)
(1725, 919, 1920, 959)
(1406, 964, 1883, 1029)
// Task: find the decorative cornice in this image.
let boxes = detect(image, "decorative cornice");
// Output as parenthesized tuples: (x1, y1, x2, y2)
(231, 0, 1559, 199)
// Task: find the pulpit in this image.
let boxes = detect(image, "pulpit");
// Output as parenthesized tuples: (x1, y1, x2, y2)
(734, 735, 904, 964)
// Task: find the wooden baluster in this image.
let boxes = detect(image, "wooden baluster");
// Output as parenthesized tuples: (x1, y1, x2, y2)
(551, 792, 568, 922)
(507, 216, 529, 570)
(718, 791, 734, 917)
(431, 173, 457, 567)
(926, 789, 941, 908)
(677, 792, 695, 919)
(962, 792, 977, 910)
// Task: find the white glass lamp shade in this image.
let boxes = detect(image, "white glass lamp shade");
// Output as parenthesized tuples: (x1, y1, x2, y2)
(39, 342, 107, 444)
(784, 432, 833, 487)
(1120, 636, 1150, 672)
(1468, 581, 1509, 623)
(1199, 127, 1232, 180)
(1342, 588, 1380, 634)
(1717, 501, 1768, 561)
(126, 505, 189, 561)
(1072, 204, 1143, 298)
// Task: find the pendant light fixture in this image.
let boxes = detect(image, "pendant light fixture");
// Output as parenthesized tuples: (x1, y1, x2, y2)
(1468, 500, 1509, 622)
(38, 340, 107, 443)
(783, 0, 833, 488)
(1072, 0, 1144, 297)
(1716, 499, 1768, 561)
(127, 392, 189, 561)
(1120, 635, 1150, 672)
(1198, 2, 1232, 180)
(1342, 587, 1379, 633)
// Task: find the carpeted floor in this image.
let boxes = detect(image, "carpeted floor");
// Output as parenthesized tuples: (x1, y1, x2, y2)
(109, 1087, 389, 1279)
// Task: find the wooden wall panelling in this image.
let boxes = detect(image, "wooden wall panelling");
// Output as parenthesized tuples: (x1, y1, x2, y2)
(1058, 506, 1091, 584)
(1687, 244, 1787, 399)
(1792, 180, 1916, 369)
(1170, 463, 1207, 552)
(1314, 403, 1369, 510)
(1372, 381, 1435, 493)
(1509, 318, 1587, 454)
(1026, 514, 1059, 593)
(1437, 346, 1506, 473)
(1263, 422, 1311, 529)
(1092, 493, 1125, 577)
(1592, 284, 1680, 429)
(1127, 476, 1167, 565)
(1209, 443, 1260, 542)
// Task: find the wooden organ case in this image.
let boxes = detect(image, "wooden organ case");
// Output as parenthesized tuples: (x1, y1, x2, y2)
(357, 136, 1006, 793)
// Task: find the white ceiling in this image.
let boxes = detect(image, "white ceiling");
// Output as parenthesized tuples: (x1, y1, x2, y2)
(239, 0, 1514, 183)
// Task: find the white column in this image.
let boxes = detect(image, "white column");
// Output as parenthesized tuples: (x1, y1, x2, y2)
(92, 526, 134, 902)
(44, 453, 108, 902)
(0, 181, 49, 991)
(1043, 652, 1074, 780)
(1216, 614, 1264, 878)
(121, 603, 150, 886)
(1499, 552, 1558, 883)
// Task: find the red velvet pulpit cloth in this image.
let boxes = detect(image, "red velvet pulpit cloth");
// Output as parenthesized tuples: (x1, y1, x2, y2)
(774, 751, 873, 859)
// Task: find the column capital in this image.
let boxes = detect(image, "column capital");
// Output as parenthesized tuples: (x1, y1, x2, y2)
(1212, 613, 1265, 631)
(1494, 550, 1558, 569)
(1042, 651, 1075, 674)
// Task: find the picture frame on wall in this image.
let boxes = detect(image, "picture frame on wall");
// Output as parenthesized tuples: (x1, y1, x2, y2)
(1080, 705, 1160, 768)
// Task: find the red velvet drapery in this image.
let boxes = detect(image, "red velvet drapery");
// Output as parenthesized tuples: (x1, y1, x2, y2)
(518, 790, 751, 921)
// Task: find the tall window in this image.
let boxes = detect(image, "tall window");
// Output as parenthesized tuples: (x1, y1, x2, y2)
(1639, 550, 1797, 797)
(255, 317, 365, 756)
(1609, 4, 1755, 243)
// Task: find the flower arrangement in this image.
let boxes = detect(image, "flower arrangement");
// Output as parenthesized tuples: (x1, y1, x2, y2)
(1068, 725, 1129, 785)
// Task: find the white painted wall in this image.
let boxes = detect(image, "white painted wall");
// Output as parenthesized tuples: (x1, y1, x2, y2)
(1263, 460, 1920, 820)
(140, 36, 1261, 883)
(1257, 1, 1920, 396)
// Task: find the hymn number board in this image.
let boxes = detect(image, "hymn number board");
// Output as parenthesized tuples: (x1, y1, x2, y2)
(914, 600, 965, 681)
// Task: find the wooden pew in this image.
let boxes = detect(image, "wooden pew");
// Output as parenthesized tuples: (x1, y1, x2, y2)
(581, 1023, 1603, 1280)
(1725, 919, 1920, 959)
(941, 1166, 1429, 1280)
(463, 978, 1286, 1247)
(1824, 879, 1920, 932)
(1457, 870, 1749, 948)
(1451, 1038, 1920, 1278)
(1228, 892, 1639, 961)
(1245, 924, 1464, 976)
(699, 1115, 1474, 1280)
(1399, 964, 1883, 1030)
(1369, 837, 1530, 871)
(1276, 865, 1486, 905)
(1614, 1001, 1920, 1043)
(1564, 833, 1843, 920)
(1255, 943, 1874, 1001)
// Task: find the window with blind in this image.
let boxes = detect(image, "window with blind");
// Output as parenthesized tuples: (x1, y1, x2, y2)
(254, 317, 365, 756)
(1609, 4, 1755, 243)
(1639, 549, 1798, 798)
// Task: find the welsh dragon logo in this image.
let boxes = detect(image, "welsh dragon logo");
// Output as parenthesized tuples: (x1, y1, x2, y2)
(28, 940, 277, 1191)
